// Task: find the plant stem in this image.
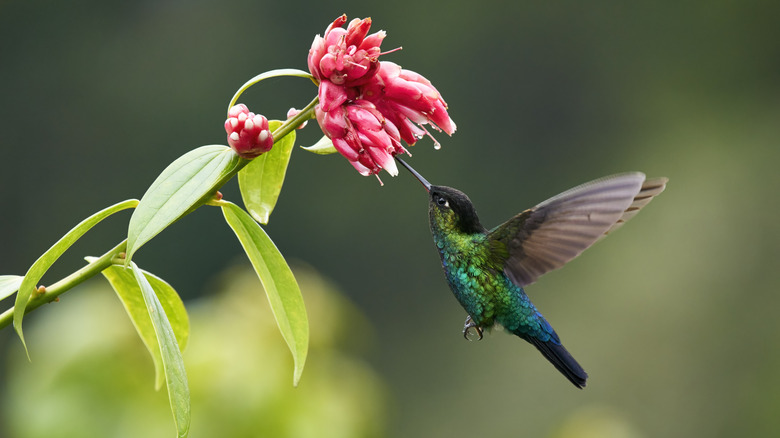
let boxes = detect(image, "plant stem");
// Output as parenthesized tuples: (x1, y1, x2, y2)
(0, 240, 128, 331)
(0, 95, 319, 332)
(270, 96, 318, 142)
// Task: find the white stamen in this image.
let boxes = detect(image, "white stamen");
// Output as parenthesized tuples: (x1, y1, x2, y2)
(379, 45, 402, 56)
(344, 59, 368, 70)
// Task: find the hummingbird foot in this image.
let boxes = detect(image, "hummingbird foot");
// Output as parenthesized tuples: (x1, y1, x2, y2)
(462, 315, 483, 341)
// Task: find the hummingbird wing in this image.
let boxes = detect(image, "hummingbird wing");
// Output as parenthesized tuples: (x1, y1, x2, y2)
(599, 177, 669, 239)
(489, 173, 668, 288)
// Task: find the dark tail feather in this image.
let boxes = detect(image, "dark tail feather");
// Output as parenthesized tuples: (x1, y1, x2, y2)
(529, 338, 588, 389)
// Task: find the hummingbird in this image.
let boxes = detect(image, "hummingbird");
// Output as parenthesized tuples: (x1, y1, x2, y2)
(396, 157, 667, 388)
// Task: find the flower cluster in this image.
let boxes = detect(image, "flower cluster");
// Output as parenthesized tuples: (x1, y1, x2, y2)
(225, 104, 274, 159)
(308, 15, 456, 177)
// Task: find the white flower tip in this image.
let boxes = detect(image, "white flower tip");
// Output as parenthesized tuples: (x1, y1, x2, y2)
(383, 156, 399, 176)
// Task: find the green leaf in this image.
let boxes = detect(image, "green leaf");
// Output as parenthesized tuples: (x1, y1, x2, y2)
(238, 120, 296, 224)
(221, 201, 308, 386)
(300, 135, 338, 155)
(14, 199, 139, 356)
(89, 258, 189, 390)
(126, 145, 243, 262)
(130, 262, 190, 438)
(227, 68, 315, 111)
(0, 275, 23, 301)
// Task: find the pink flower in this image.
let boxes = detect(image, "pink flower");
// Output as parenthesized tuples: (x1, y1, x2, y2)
(316, 99, 405, 176)
(308, 15, 455, 177)
(225, 104, 274, 159)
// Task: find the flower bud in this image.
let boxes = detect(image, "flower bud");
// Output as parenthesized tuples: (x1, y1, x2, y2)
(225, 104, 274, 159)
(286, 108, 308, 129)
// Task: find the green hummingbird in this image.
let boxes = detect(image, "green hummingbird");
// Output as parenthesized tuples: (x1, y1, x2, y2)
(396, 157, 667, 388)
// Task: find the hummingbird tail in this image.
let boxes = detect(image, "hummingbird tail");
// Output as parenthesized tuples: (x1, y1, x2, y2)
(529, 337, 588, 389)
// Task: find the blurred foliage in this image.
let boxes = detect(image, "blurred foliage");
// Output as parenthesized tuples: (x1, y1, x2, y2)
(1, 0, 779, 437)
(0, 264, 386, 438)
(550, 405, 643, 438)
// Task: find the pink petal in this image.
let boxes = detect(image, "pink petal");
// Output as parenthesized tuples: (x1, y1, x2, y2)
(332, 138, 360, 161)
(349, 159, 373, 176)
(345, 17, 372, 48)
(318, 80, 348, 112)
(359, 31, 386, 52)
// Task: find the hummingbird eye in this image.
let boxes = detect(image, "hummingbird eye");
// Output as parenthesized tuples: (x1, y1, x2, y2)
(436, 196, 449, 208)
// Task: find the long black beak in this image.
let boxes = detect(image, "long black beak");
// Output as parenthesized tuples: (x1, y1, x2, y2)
(395, 157, 432, 192)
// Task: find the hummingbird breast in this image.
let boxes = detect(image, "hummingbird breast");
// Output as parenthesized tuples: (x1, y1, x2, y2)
(432, 231, 501, 326)
(432, 230, 559, 343)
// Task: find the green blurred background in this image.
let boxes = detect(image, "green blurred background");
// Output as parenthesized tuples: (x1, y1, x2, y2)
(1, 1, 778, 437)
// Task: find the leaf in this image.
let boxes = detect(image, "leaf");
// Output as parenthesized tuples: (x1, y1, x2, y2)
(14, 199, 139, 355)
(0, 275, 23, 301)
(300, 135, 338, 155)
(238, 120, 296, 224)
(88, 258, 189, 390)
(131, 262, 190, 438)
(126, 145, 243, 262)
(221, 201, 308, 386)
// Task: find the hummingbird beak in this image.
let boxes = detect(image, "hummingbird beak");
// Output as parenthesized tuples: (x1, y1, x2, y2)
(395, 157, 432, 192)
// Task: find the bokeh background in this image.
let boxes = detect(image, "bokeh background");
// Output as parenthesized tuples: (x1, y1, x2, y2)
(1, 1, 778, 437)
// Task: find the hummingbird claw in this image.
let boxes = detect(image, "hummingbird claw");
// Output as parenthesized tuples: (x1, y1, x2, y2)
(462, 315, 483, 341)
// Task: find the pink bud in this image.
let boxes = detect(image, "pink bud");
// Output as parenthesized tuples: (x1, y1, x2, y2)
(225, 104, 274, 159)
(286, 108, 308, 129)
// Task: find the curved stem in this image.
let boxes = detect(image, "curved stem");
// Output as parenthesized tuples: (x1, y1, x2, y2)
(0, 240, 128, 331)
(227, 68, 316, 113)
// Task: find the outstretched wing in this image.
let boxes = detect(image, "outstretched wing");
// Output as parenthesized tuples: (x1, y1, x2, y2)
(600, 177, 669, 238)
(489, 173, 667, 288)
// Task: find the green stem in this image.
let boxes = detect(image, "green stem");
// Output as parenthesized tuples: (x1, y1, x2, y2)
(270, 96, 318, 143)
(0, 240, 128, 331)
(227, 68, 317, 112)
(0, 94, 319, 332)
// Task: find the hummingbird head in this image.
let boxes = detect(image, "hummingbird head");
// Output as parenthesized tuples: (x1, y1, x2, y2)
(396, 157, 485, 235)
